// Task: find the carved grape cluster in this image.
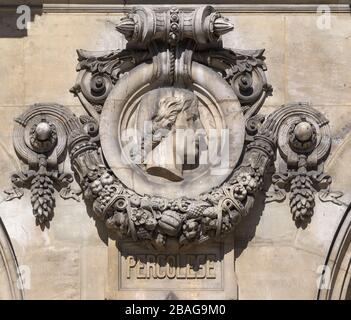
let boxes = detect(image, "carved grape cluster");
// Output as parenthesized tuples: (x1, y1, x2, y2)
(89, 172, 123, 218)
(181, 219, 201, 243)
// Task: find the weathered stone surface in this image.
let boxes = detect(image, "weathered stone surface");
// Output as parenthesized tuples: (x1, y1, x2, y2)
(0, 7, 350, 300)
(0, 40, 25, 107)
(285, 15, 351, 106)
(80, 245, 108, 300)
(23, 14, 125, 106)
(222, 15, 285, 107)
(22, 245, 80, 300)
(235, 245, 325, 299)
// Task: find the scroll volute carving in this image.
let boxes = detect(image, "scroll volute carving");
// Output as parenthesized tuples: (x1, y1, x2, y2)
(193, 48, 272, 116)
(70, 49, 151, 119)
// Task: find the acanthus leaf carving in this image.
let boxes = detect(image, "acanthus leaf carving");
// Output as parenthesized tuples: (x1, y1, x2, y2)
(193, 48, 273, 118)
(70, 48, 151, 117)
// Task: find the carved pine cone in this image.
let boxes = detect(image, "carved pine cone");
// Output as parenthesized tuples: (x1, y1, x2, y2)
(290, 175, 315, 221)
(31, 173, 55, 224)
(186, 202, 206, 219)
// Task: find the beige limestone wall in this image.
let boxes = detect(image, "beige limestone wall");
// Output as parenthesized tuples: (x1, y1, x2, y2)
(222, 13, 351, 299)
(0, 9, 350, 299)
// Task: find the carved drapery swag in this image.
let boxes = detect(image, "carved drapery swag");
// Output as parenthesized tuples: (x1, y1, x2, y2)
(5, 6, 342, 247)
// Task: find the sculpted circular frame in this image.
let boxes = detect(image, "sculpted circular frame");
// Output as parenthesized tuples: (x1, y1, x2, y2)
(6, 5, 341, 250)
(100, 61, 245, 198)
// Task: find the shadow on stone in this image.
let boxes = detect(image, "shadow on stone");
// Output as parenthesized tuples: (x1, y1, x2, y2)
(234, 162, 275, 259)
(84, 197, 109, 246)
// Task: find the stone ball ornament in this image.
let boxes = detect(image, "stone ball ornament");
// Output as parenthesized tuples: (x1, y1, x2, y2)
(29, 121, 57, 153)
(35, 122, 52, 141)
(289, 118, 317, 154)
(5, 6, 343, 247)
(13, 104, 70, 163)
(277, 103, 330, 163)
(294, 121, 314, 142)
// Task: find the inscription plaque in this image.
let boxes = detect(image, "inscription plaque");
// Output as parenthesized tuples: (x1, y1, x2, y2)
(107, 237, 237, 300)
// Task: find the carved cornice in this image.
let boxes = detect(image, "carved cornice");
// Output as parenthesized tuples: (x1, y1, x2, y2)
(1, 3, 349, 14)
(35, 4, 351, 14)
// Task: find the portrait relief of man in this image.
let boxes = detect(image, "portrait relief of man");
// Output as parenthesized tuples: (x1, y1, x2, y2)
(134, 88, 205, 182)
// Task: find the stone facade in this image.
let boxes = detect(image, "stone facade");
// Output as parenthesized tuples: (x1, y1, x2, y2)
(0, 2, 350, 300)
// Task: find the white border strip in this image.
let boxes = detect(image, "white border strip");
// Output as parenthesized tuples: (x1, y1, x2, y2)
(39, 4, 351, 14)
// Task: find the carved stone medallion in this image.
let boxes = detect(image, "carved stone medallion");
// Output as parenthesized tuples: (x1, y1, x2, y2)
(5, 5, 343, 250)
(100, 66, 245, 198)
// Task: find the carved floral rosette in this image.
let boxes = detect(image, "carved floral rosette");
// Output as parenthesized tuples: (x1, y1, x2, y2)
(6, 6, 342, 247)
